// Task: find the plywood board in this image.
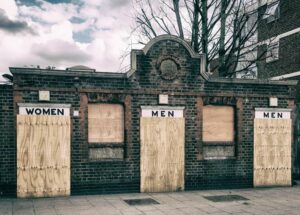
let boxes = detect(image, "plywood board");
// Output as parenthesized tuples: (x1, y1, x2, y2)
(140, 117, 185, 192)
(88, 104, 124, 143)
(254, 119, 292, 187)
(203, 105, 234, 142)
(17, 115, 70, 198)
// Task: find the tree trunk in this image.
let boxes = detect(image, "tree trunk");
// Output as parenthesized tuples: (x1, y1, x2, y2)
(219, 0, 227, 77)
(201, 0, 208, 72)
(192, 0, 200, 53)
(173, 0, 184, 39)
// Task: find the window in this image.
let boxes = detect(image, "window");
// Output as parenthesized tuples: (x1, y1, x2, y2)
(245, 0, 257, 8)
(88, 104, 124, 160)
(88, 104, 124, 143)
(241, 12, 257, 40)
(202, 105, 235, 159)
(236, 64, 258, 79)
(263, 1, 280, 23)
(203, 106, 234, 142)
(236, 49, 258, 79)
(266, 42, 279, 63)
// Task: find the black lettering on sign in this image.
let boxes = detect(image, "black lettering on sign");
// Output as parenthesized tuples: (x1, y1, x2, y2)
(35, 108, 42, 115)
(168, 111, 174, 117)
(161, 111, 165, 117)
(43, 108, 50, 115)
(271, 112, 275, 118)
(277, 112, 283, 118)
(51, 109, 56, 115)
(57, 109, 64, 115)
(263, 112, 269, 118)
(26, 108, 34, 115)
(152, 111, 159, 117)
(24, 107, 65, 115)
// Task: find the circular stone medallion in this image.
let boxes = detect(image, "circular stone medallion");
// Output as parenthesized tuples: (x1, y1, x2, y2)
(159, 59, 179, 80)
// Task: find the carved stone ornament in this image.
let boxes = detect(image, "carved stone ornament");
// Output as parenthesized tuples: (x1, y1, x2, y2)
(157, 57, 180, 80)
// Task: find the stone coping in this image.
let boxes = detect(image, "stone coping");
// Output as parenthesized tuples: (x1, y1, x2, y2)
(10, 67, 298, 86)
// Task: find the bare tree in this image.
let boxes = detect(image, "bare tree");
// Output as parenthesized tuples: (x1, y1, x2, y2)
(132, 0, 279, 78)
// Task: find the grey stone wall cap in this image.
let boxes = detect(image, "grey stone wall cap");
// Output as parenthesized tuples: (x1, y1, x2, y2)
(10, 67, 126, 79)
(255, 108, 292, 112)
(9, 68, 298, 86)
(208, 77, 298, 86)
(0, 82, 12, 86)
(141, 106, 185, 110)
(143, 35, 200, 58)
(18, 103, 72, 108)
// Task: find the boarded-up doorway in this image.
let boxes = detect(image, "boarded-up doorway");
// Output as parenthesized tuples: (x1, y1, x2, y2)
(254, 108, 292, 187)
(140, 106, 185, 192)
(17, 104, 71, 198)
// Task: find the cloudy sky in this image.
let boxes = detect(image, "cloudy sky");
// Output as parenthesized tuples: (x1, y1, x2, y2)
(0, 0, 141, 80)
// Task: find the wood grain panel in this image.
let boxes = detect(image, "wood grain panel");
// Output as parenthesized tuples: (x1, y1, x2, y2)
(203, 105, 234, 142)
(140, 117, 185, 192)
(254, 119, 292, 187)
(88, 104, 124, 143)
(17, 115, 70, 198)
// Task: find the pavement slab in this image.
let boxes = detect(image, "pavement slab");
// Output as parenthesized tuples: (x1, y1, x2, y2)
(1, 187, 300, 215)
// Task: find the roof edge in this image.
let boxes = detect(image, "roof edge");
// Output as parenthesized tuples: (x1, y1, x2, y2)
(207, 77, 298, 86)
(9, 67, 126, 79)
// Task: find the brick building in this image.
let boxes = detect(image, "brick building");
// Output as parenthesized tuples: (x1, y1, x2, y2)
(0, 35, 297, 197)
(230, 0, 299, 80)
(232, 0, 300, 177)
(255, 0, 300, 177)
(257, 0, 300, 79)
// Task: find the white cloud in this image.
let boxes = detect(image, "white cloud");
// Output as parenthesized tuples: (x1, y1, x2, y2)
(72, 18, 96, 33)
(48, 21, 73, 42)
(0, 0, 137, 81)
(86, 29, 130, 71)
(79, 4, 101, 19)
(18, 1, 78, 24)
(0, 0, 18, 20)
(83, 0, 131, 8)
(32, 39, 91, 63)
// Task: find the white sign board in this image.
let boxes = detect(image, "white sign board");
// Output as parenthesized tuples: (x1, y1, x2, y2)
(141, 106, 184, 118)
(255, 108, 291, 119)
(19, 103, 70, 116)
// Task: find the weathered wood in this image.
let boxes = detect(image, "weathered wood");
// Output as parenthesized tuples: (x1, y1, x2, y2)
(254, 119, 292, 187)
(140, 117, 185, 192)
(17, 115, 70, 198)
(88, 104, 124, 143)
(203, 105, 234, 142)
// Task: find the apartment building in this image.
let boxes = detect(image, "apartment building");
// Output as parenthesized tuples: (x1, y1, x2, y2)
(235, 0, 299, 80)
(257, 0, 300, 79)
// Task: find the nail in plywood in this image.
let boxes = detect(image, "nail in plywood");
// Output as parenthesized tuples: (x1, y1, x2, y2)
(203, 105, 234, 142)
(254, 119, 292, 187)
(88, 104, 124, 143)
(140, 117, 185, 192)
(17, 115, 70, 198)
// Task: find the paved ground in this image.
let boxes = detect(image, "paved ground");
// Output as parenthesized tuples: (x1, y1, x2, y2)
(1, 186, 300, 215)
